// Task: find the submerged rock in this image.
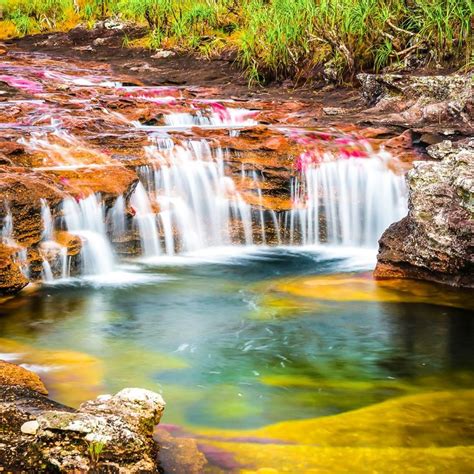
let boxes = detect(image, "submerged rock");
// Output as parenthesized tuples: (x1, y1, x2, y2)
(375, 141, 473, 287)
(0, 373, 166, 472)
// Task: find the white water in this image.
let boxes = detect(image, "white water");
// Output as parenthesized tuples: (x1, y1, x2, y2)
(1, 207, 29, 277)
(130, 183, 161, 257)
(13, 128, 407, 283)
(62, 195, 115, 275)
(134, 140, 254, 255)
(164, 108, 257, 128)
(41, 199, 54, 241)
(289, 157, 407, 247)
(1, 209, 13, 244)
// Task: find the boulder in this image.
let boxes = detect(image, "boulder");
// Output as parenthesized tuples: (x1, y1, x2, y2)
(375, 141, 473, 287)
(358, 73, 472, 107)
(0, 383, 166, 472)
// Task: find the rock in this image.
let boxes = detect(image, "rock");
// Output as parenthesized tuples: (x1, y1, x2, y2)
(20, 420, 39, 434)
(357, 73, 472, 127)
(0, 385, 166, 472)
(155, 426, 208, 473)
(427, 138, 474, 160)
(375, 142, 474, 287)
(0, 360, 48, 394)
(151, 50, 176, 59)
(358, 73, 472, 107)
(0, 244, 29, 296)
(0, 173, 64, 246)
(322, 107, 349, 116)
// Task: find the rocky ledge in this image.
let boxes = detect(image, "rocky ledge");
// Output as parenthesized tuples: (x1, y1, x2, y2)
(375, 139, 473, 287)
(0, 360, 166, 472)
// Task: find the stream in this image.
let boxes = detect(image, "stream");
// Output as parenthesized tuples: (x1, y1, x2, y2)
(0, 50, 473, 472)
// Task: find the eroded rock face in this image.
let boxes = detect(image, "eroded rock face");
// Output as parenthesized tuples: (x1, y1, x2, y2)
(375, 141, 473, 287)
(0, 383, 166, 473)
(357, 73, 473, 129)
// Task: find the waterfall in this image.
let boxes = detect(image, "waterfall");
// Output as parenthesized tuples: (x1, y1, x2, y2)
(41, 199, 54, 241)
(39, 200, 70, 281)
(110, 195, 126, 239)
(1, 208, 30, 277)
(62, 195, 115, 275)
(289, 158, 407, 247)
(130, 183, 161, 257)
(1, 209, 13, 244)
(164, 107, 257, 128)
(16, 134, 407, 285)
(134, 140, 254, 255)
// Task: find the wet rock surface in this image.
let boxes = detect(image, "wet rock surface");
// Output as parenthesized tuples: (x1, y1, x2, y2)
(0, 360, 48, 394)
(375, 140, 474, 287)
(0, 244, 29, 295)
(0, 377, 166, 472)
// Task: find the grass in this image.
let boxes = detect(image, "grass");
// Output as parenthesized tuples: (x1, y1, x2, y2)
(0, 0, 471, 83)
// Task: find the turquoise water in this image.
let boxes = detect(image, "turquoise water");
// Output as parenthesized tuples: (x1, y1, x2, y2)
(0, 247, 473, 430)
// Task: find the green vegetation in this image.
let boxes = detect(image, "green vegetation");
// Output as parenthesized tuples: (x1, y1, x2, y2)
(0, 0, 471, 83)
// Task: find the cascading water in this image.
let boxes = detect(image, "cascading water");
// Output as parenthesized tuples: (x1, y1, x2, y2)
(39, 199, 69, 281)
(289, 156, 407, 247)
(130, 182, 162, 257)
(1, 209, 13, 244)
(132, 140, 254, 256)
(163, 107, 257, 128)
(1, 207, 29, 277)
(61, 195, 115, 275)
(46, 138, 407, 281)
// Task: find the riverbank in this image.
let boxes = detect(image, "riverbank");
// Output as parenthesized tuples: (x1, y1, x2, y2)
(0, 0, 471, 85)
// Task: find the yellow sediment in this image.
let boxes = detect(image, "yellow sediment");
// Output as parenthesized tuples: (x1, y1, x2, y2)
(262, 274, 473, 311)
(193, 390, 474, 473)
(0, 338, 103, 406)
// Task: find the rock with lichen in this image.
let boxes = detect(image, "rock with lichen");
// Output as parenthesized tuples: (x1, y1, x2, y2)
(0, 373, 166, 473)
(357, 73, 473, 127)
(375, 140, 473, 287)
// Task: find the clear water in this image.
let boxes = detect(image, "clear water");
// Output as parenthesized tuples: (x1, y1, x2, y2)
(0, 247, 472, 431)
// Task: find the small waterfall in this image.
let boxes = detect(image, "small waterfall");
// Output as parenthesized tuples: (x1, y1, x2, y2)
(1, 209, 14, 244)
(39, 200, 70, 281)
(42, 259, 54, 282)
(1, 208, 30, 277)
(62, 195, 115, 275)
(110, 195, 126, 239)
(41, 199, 54, 241)
(136, 140, 254, 254)
(289, 157, 407, 247)
(164, 107, 257, 128)
(130, 183, 161, 257)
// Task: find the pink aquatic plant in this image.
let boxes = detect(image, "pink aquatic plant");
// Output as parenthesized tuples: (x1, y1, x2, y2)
(210, 102, 231, 122)
(340, 148, 368, 159)
(0, 75, 43, 94)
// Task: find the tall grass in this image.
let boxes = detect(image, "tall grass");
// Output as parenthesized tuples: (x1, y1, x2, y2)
(0, 0, 471, 82)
